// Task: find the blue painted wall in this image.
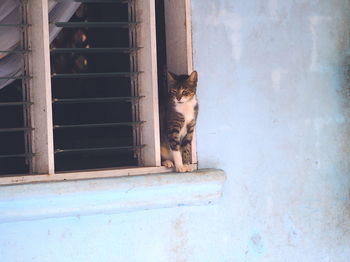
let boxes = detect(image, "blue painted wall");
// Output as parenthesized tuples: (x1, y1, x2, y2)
(193, 0, 350, 261)
(1, 1, 350, 261)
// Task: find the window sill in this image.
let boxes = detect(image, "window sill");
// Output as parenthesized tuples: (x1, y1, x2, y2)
(0, 168, 225, 223)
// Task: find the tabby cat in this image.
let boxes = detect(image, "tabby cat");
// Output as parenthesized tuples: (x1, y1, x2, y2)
(160, 71, 198, 172)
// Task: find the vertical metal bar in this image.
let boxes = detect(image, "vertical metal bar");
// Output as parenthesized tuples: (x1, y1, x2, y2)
(19, 1, 27, 166)
(20, 0, 28, 169)
(20, 0, 34, 173)
(128, 0, 135, 161)
(128, 0, 143, 165)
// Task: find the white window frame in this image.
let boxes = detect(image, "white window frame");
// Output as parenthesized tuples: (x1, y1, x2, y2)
(0, 0, 196, 185)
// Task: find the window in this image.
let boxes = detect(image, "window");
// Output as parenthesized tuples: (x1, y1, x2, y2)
(51, 2, 143, 171)
(0, 0, 195, 184)
(0, 0, 32, 175)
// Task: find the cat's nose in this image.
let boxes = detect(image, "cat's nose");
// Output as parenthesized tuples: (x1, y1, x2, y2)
(176, 96, 182, 101)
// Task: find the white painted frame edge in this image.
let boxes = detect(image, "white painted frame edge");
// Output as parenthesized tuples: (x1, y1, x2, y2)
(28, 0, 55, 174)
(136, 0, 161, 166)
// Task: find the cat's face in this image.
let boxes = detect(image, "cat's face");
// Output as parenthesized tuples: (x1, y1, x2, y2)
(168, 71, 198, 104)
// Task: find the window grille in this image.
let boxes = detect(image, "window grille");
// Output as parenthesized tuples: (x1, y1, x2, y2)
(50, 0, 143, 171)
(0, 0, 33, 175)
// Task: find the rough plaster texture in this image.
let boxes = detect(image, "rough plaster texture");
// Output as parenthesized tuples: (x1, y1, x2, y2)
(193, 0, 350, 261)
(1, 1, 350, 262)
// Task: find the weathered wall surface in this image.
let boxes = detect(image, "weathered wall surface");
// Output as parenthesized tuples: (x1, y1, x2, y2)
(193, 0, 350, 261)
(1, 1, 350, 262)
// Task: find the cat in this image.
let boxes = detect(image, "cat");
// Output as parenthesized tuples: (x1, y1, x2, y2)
(160, 71, 198, 172)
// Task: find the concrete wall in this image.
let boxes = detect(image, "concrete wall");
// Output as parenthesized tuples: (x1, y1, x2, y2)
(193, 0, 350, 261)
(1, 1, 350, 261)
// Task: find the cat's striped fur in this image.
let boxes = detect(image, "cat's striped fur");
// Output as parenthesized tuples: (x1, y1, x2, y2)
(160, 71, 198, 172)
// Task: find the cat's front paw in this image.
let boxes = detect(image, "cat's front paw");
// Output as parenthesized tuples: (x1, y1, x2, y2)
(162, 160, 174, 168)
(175, 164, 193, 173)
(184, 164, 194, 172)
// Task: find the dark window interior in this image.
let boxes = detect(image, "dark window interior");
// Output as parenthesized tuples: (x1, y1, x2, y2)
(0, 2, 31, 176)
(51, 2, 138, 171)
(155, 0, 168, 107)
(0, 1, 168, 175)
(0, 80, 29, 175)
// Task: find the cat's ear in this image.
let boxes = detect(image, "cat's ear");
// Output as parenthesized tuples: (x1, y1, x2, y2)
(167, 71, 177, 83)
(187, 71, 198, 83)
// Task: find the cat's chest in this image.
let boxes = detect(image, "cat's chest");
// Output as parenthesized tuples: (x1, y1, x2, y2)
(174, 97, 197, 139)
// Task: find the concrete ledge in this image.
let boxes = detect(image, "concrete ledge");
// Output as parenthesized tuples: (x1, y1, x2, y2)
(0, 169, 225, 223)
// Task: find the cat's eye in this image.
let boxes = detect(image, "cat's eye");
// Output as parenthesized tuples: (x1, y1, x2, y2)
(182, 91, 190, 96)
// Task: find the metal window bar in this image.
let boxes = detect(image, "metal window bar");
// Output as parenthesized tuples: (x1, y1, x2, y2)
(55, 145, 145, 154)
(0, 153, 35, 159)
(128, 0, 142, 165)
(53, 121, 144, 129)
(20, 0, 34, 172)
(50, 0, 144, 169)
(52, 96, 143, 104)
(51, 22, 139, 28)
(0, 101, 33, 107)
(0, 76, 32, 80)
(0, 50, 30, 54)
(0, 0, 34, 171)
(0, 127, 34, 133)
(50, 47, 141, 53)
(0, 24, 31, 27)
(51, 72, 141, 79)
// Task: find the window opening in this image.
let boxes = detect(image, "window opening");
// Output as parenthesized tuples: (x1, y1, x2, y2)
(155, 0, 167, 106)
(0, 0, 33, 175)
(50, 0, 143, 172)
